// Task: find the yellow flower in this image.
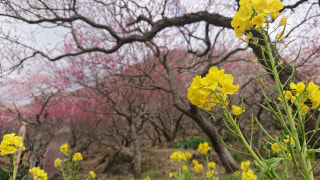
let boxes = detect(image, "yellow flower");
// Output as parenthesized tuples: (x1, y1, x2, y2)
(240, 160, 250, 171)
(267, 0, 283, 11)
(234, 170, 241, 176)
(72, 152, 83, 162)
(276, 32, 285, 42)
(232, 105, 245, 115)
(169, 172, 173, 178)
(60, 143, 69, 156)
(218, 74, 240, 95)
(206, 171, 214, 178)
(182, 165, 188, 171)
(143, 176, 151, 180)
(283, 135, 294, 145)
(245, 35, 251, 42)
(296, 82, 306, 93)
(307, 81, 319, 92)
(252, 0, 267, 13)
(0, 133, 24, 156)
(89, 171, 96, 179)
(208, 161, 216, 169)
(192, 159, 199, 165)
(271, 142, 281, 153)
(242, 169, 257, 180)
(237, 5, 253, 21)
(197, 142, 211, 154)
(252, 15, 266, 27)
(285, 91, 293, 101)
(185, 152, 192, 159)
(194, 163, 203, 172)
(29, 167, 48, 180)
(170, 151, 187, 162)
(54, 158, 62, 168)
(271, 10, 281, 19)
(300, 104, 311, 116)
(279, 16, 287, 26)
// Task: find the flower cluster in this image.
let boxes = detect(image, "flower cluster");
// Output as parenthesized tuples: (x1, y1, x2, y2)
(60, 143, 69, 156)
(29, 167, 48, 180)
(279, 82, 320, 115)
(55, 143, 96, 179)
(54, 158, 62, 167)
(188, 66, 239, 111)
(271, 135, 295, 159)
(192, 159, 203, 173)
(89, 171, 96, 179)
(170, 151, 191, 162)
(232, 105, 245, 115)
(240, 160, 257, 180)
(197, 142, 212, 154)
(143, 176, 151, 180)
(231, 0, 283, 37)
(0, 133, 25, 156)
(72, 152, 83, 162)
(169, 143, 219, 179)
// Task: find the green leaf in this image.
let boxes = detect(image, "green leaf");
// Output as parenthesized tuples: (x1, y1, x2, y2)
(306, 149, 320, 161)
(265, 157, 284, 167)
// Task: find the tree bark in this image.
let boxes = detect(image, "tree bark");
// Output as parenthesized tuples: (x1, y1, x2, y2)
(130, 122, 141, 178)
(29, 126, 42, 169)
(188, 105, 239, 173)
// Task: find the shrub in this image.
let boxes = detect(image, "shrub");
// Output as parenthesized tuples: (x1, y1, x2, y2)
(174, 137, 212, 150)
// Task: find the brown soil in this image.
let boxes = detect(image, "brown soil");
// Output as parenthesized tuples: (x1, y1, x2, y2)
(78, 145, 226, 180)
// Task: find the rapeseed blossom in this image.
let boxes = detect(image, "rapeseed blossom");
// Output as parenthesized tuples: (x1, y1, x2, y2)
(283, 135, 295, 145)
(60, 143, 69, 156)
(240, 160, 257, 180)
(231, 0, 283, 37)
(143, 176, 151, 180)
(232, 105, 245, 115)
(170, 151, 188, 162)
(279, 16, 287, 26)
(54, 158, 62, 168)
(193, 163, 203, 172)
(188, 66, 239, 111)
(0, 133, 24, 156)
(72, 152, 83, 162)
(197, 142, 212, 154)
(208, 161, 216, 169)
(169, 172, 173, 177)
(271, 142, 281, 153)
(279, 82, 320, 115)
(182, 165, 188, 171)
(89, 171, 96, 179)
(206, 170, 214, 178)
(242, 169, 257, 180)
(241, 160, 250, 171)
(29, 167, 48, 180)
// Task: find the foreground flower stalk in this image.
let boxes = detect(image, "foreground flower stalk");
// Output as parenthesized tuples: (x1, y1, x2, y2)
(260, 26, 314, 180)
(187, 0, 319, 179)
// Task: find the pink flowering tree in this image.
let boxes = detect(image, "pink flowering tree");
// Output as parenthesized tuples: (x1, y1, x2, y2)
(0, 0, 320, 174)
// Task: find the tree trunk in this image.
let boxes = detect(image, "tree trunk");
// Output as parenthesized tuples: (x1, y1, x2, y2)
(166, 137, 174, 148)
(29, 126, 42, 169)
(189, 105, 239, 173)
(130, 122, 141, 178)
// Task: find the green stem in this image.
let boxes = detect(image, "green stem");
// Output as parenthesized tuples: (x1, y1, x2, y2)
(260, 27, 313, 180)
(224, 104, 280, 179)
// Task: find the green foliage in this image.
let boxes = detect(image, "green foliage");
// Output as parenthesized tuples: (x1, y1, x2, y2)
(0, 165, 29, 180)
(0, 169, 10, 180)
(174, 137, 212, 150)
